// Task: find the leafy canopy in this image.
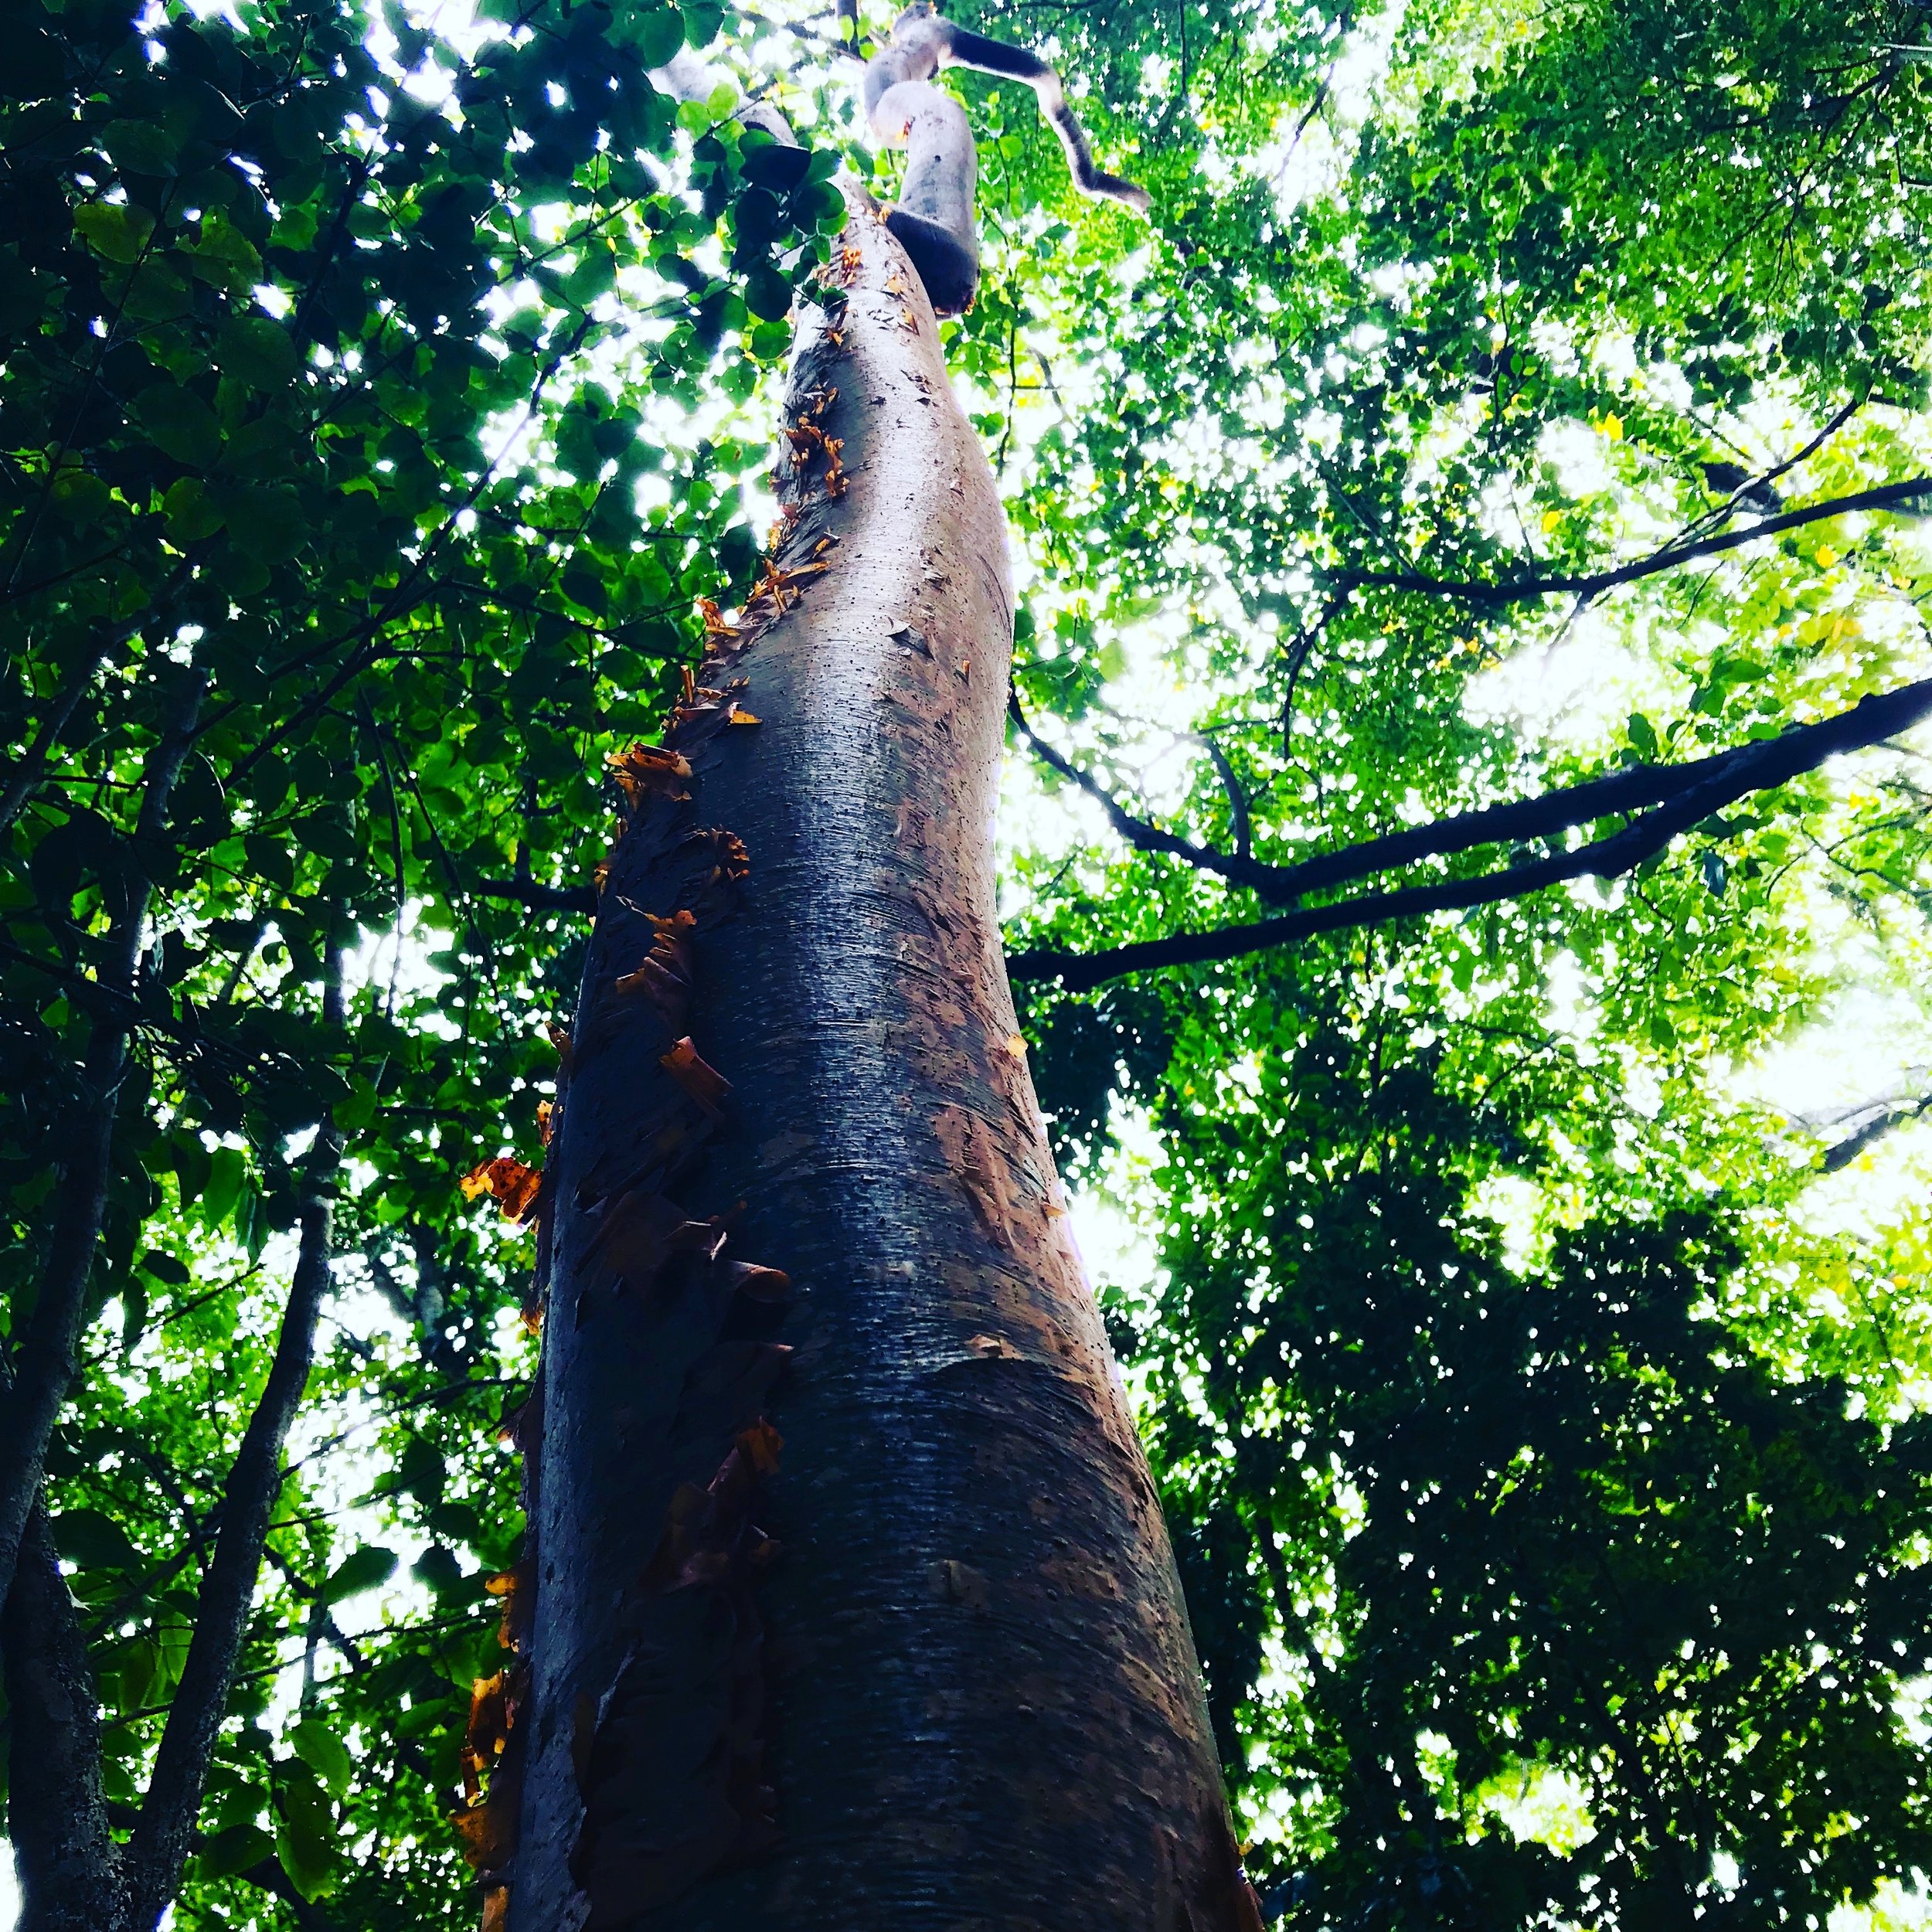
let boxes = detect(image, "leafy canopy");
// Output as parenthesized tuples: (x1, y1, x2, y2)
(5, 0, 1932, 1927)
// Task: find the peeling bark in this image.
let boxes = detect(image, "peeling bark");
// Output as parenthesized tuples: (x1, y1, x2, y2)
(507, 194, 1255, 1930)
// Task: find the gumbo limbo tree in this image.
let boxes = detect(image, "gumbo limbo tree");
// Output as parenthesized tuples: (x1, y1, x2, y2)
(5, 0, 1932, 1929)
(498, 20, 1253, 1932)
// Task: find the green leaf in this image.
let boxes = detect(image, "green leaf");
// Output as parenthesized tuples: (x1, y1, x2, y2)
(120, 1277, 149, 1357)
(169, 1132, 212, 1209)
(562, 246, 617, 307)
(413, 1544, 465, 1596)
(220, 484, 304, 563)
(276, 1770, 338, 1900)
(289, 1716, 355, 1800)
(679, 0, 723, 47)
(216, 315, 301, 389)
(320, 1545, 397, 1604)
(201, 1147, 245, 1230)
(49, 468, 112, 521)
(741, 142, 811, 193)
(796, 177, 845, 230)
(428, 1499, 487, 1551)
(52, 1508, 141, 1576)
(195, 1823, 276, 1882)
(99, 118, 180, 175)
(400, 1433, 447, 1503)
(626, 4, 685, 68)
(136, 386, 223, 469)
(743, 265, 791, 322)
(211, 542, 270, 597)
(179, 212, 263, 291)
(138, 1248, 191, 1285)
(294, 804, 356, 860)
(73, 201, 157, 264)
(162, 476, 225, 542)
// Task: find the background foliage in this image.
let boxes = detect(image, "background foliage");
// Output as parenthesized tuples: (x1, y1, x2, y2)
(5, 0, 1932, 1925)
(957, 0, 1932, 1924)
(1, 0, 836, 1915)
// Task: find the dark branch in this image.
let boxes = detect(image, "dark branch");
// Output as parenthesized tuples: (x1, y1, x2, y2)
(364, 1230, 467, 1378)
(1819, 1091, 1932, 1172)
(1331, 478, 1932, 606)
(1201, 734, 1252, 860)
(0, 662, 207, 1628)
(924, 18, 1151, 211)
(0, 640, 107, 837)
(863, 4, 1148, 311)
(1017, 675, 1932, 908)
(1010, 688, 1290, 896)
(475, 876, 598, 915)
(1008, 675, 1932, 992)
(122, 943, 349, 1929)
(1683, 397, 1861, 543)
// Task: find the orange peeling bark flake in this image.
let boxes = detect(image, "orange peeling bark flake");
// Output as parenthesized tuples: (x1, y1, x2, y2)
(736, 1417, 784, 1473)
(461, 1156, 543, 1223)
(659, 1036, 732, 1120)
(604, 743, 693, 810)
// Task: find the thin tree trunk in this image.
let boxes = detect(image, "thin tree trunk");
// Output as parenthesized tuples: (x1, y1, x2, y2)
(2, 1502, 125, 1932)
(0, 662, 206, 1623)
(122, 938, 347, 1930)
(505, 197, 1257, 1930)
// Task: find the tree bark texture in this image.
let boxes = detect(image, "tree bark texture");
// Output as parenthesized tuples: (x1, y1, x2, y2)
(502, 196, 1257, 1932)
(3, 1503, 125, 1932)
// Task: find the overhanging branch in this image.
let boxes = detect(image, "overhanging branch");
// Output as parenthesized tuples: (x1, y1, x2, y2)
(0, 662, 207, 1638)
(1008, 675, 1932, 991)
(1818, 1090, 1932, 1172)
(1010, 689, 1284, 895)
(476, 875, 598, 915)
(1330, 478, 1932, 606)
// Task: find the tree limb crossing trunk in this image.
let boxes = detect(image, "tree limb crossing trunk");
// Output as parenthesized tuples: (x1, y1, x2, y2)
(507, 194, 1257, 1930)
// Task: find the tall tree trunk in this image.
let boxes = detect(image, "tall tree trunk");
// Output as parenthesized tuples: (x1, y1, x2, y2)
(503, 196, 1259, 1930)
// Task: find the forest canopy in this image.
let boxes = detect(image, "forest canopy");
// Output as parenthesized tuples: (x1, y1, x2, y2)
(3, 0, 1932, 1927)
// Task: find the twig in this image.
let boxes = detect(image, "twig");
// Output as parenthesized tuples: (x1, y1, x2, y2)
(475, 875, 597, 914)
